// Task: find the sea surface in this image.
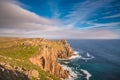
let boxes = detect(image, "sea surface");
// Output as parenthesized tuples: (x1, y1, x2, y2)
(59, 39, 120, 80)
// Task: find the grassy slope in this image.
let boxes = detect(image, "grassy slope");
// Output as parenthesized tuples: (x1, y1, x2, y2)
(0, 37, 60, 80)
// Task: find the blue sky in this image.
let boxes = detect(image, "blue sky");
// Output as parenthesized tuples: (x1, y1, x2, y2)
(0, 0, 120, 39)
(18, 0, 120, 29)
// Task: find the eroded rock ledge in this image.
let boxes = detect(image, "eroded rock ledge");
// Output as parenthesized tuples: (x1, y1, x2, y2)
(28, 39, 73, 79)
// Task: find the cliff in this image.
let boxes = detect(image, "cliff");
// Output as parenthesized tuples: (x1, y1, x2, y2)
(29, 39, 74, 79)
(0, 37, 74, 80)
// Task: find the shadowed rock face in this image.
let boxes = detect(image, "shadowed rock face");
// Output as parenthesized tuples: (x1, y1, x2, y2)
(29, 40, 73, 79)
(0, 64, 30, 80)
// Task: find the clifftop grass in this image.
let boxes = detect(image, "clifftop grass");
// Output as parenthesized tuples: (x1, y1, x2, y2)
(0, 37, 61, 80)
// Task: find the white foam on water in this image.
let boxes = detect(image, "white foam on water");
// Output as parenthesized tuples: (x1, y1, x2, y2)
(87, 52, 91, 57)
(80, 57, 94, 61)
(59, 50, 94, 80)
(61, 64, 78, 80)
(58, 51, 81, 61)
(80, 69, 92, 80)
(79, 52, 95, 62)
(71, 51, 95, 61)
(58, 50, 94, 62)
(63, 61, 70, 64)
(69, 51, 82, 60)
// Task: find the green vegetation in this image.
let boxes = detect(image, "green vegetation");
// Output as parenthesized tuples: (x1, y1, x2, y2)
(0, 37, 60, 80)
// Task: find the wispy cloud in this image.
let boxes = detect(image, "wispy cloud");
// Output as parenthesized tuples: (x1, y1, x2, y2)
(48, 1, 60, 19)
(63, 0, 114, 25)
(80, 22, 120, 29)
(0, 0, 120, 39)
(102, 14, 120, 19)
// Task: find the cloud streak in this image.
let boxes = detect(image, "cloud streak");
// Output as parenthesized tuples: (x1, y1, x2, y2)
(102, 14, 120, 19)
(0, 0, 54, 29)
(81, 22, 120, 29)
(62, 0, 114, 25)
(0, 0, 120, 39)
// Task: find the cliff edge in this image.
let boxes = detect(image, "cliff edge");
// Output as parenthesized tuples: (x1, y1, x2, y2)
(0, 37, 73, 80)
(29, 39, 73, 79)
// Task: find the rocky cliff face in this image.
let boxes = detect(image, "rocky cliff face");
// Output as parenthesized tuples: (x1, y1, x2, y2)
(57, 40, 73, 59)
(0, 62, 39, 80)
(29, 39, 73, 79)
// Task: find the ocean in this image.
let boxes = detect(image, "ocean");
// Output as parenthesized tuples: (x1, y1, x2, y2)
(59, 39, 120, 80)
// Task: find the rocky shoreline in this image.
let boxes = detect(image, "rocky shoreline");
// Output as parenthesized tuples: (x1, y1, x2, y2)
(29, 39, 74, 79)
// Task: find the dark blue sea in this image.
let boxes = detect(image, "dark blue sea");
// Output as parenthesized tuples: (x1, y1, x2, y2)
(60, 39, 120, 80)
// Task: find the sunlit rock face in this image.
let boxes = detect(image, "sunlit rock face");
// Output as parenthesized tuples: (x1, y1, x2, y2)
(29, 39, 73, 79)
(57, 40, 73, 59)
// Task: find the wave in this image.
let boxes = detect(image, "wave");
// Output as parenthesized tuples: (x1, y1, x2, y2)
(69, 51, 81, 60)
(58, 50, 94, 63)
(61, 64, 78, 80)
(61, 64, 92, 80)
(70, 51, 94, 62)
(59, 50, 94, 80)
(79, 55, 94, 62)
(87, 52, 91, 57)
(77, 50, 95, 61)
(80, 69, 92, 80)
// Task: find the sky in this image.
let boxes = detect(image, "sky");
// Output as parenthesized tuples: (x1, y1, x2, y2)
(0, 0, 120, 39)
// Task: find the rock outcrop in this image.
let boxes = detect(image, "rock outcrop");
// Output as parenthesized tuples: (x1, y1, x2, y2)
(0, 62, 40, 80)
(0, 63, 29, 80)
(57, 40, 73, 58)
(29, 39, 73, 79)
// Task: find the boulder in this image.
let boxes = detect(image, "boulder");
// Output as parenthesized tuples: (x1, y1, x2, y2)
(29, 69, 39, 78)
